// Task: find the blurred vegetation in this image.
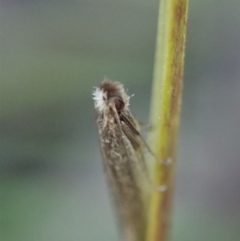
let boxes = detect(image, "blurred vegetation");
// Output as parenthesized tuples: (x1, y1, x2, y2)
(1, 1, 240, 241)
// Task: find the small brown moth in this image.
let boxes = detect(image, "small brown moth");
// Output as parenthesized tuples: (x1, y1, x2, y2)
(93, 79, 166, 241)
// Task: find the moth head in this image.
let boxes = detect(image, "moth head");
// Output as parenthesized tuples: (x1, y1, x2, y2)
(93, 79, 130, 113)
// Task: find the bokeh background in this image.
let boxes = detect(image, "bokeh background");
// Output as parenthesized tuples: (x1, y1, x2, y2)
(1, 1, 240, 241)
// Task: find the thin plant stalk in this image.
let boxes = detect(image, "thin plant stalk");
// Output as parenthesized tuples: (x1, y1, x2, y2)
(146, 1, 188, 241)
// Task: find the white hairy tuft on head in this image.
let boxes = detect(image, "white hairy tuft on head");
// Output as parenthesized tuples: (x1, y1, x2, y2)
(92, 87, 107, 113)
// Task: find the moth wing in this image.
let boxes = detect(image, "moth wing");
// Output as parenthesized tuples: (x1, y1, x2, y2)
(120, 111, 142, 149)
(120, 111, 166, 192)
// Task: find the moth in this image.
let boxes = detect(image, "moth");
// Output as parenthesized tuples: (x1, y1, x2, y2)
(93, 79, 166, 241)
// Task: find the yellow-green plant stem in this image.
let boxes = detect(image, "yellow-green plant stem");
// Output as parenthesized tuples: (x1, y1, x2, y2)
(146, 1, 188, 241)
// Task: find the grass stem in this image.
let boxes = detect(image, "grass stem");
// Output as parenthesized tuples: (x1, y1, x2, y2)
(146, 1, 189, 241)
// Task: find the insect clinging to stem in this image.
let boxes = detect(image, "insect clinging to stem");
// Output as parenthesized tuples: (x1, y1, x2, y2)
(93, 79, 168, 241)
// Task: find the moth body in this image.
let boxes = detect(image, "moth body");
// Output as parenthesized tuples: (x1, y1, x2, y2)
(93, 80, 146, 241)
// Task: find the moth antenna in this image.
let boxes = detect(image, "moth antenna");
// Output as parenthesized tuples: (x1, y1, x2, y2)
(109, 103, 126, 146)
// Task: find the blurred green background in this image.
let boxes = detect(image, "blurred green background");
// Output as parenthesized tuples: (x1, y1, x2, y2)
(1, 1, 240, 241)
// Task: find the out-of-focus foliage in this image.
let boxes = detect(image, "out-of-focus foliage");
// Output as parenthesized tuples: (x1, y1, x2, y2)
(1, 1, 240, 241)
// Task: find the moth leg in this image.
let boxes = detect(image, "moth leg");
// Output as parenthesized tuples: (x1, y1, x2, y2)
(137, 120, 152, 131)
(132, 116, 152, 131)
(135, 151, 167, 193)
(138, 134, 172, 166)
